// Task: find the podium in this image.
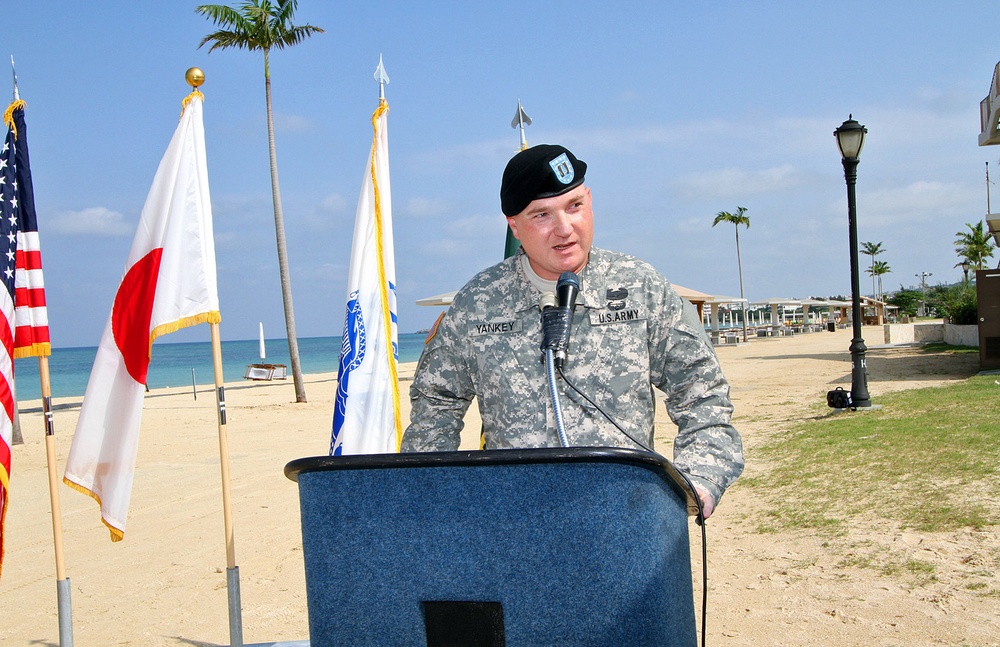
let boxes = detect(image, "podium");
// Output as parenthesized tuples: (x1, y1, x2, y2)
(285, 447, 698, 646)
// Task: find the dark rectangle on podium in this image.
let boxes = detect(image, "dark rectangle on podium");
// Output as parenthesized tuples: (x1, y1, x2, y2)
(286, 447, 698, 646)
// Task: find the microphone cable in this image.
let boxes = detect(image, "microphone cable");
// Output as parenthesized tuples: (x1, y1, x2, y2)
(557, 366, 711, 647)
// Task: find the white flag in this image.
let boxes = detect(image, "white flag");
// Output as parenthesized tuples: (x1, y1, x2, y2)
(64, 93, 220, 541)
(330, 98, 400, 455)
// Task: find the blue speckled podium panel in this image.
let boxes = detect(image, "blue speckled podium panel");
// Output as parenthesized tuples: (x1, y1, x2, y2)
(287, 448, 696, 647)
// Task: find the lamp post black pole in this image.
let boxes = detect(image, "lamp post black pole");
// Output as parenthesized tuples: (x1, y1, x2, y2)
(841, 152, 872, 408)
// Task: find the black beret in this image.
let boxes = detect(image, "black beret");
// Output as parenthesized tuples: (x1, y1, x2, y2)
(500, 144, 587, 216)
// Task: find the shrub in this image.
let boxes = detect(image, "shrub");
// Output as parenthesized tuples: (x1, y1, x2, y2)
(887, 287, 923, 316)
(931, 284, 978, 325)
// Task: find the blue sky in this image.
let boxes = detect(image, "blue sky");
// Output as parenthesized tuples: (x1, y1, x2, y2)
(7, 1, 999, 349)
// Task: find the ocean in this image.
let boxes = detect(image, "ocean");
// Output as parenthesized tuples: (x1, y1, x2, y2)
(12, 332, 429, 403)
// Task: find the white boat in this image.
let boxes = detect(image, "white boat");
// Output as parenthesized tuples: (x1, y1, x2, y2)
(244, 322, 287, 381)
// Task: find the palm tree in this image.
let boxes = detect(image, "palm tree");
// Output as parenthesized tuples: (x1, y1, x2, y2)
(869, 260, 891, 302)
(712, 206, 751, 342)
(954, 220, 996, 272)
(860, 241, 884, 299)
(197, 0, 324, 403)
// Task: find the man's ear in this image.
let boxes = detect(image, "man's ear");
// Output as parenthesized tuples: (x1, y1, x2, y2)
(506, 216, 521, 240)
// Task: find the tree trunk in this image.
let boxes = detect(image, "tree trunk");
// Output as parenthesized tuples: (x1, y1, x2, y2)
(264, 54, 307, 402)
(735, 227, 748, 342)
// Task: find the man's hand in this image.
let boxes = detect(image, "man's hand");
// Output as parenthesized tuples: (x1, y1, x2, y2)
(693, 484, 716, 520)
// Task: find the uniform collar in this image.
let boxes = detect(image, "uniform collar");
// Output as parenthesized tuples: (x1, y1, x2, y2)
(508, 247, 610, 311)
(576, 247, 610, 310)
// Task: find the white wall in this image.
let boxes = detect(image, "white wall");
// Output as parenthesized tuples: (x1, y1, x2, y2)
(883, 322, 978, 347)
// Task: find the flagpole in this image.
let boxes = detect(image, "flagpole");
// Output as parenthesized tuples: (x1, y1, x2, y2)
(211, 321, 242, 647)
(10, 58, 74, 645)
(372, 56, 402, 449)
(504, 101, 532, 259)
(186, 65, 244, 647)
(329, 57, 401, 455)
(180, 65, 243, 647)
(40, 355, 74, 646)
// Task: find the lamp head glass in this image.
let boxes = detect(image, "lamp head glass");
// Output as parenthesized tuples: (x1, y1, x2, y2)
(835, 115, 867, 160)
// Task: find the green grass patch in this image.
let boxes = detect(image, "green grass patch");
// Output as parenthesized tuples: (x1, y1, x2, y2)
(921, 342, 979, 354)
(745, 375, 999, 535)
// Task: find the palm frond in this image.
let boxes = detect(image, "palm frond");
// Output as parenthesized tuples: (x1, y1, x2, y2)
(273, 24, 325, 49)
(275, 0, 299, 23)
(199, 30, 251, 52)
(198, 0, 324, 52)
(712, 207, 750, 228)
(195, 4, 246, 27)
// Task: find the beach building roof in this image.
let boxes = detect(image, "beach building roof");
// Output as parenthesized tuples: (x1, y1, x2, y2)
(800, 298, 852, 308)
(751, 297, 804, 307)
(414, 291, 457, 307)
(987, 214, 1000, 246)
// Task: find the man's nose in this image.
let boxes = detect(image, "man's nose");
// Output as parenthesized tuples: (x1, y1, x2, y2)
(551, 212, 573, 236)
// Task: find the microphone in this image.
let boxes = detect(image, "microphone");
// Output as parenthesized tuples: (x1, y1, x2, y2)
(556, 271, 580, 313)
(541, 271, 580, 368)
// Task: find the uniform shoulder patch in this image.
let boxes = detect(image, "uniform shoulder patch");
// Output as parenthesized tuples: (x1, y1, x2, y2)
(425, 312, 445, 344)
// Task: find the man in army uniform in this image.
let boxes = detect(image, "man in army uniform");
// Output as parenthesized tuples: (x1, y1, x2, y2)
(401, 144, 743, 519)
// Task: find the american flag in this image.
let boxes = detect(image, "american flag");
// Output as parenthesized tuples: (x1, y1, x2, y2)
(7, 102, 49, 358)
(1, 99, 49, 578)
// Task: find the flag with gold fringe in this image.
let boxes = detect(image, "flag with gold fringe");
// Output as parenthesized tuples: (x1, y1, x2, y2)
(330, 94, 400, 455)
(64, 91, 220, 541)
(1, 95, 52, 577)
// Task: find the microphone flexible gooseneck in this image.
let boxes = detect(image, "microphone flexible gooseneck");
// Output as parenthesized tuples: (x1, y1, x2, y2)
(544, 346, 570, 447)
(539, 273, 578, 447)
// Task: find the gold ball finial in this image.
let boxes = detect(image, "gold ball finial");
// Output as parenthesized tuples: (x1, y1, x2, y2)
(185, 67, 205, 89)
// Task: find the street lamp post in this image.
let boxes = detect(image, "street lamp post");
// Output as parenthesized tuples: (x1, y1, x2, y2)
(915, 271, 933, 315)
(835, 115, 871, 408)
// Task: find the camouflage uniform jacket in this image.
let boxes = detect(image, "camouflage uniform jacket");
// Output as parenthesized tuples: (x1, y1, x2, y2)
(402, 247, 744, 503)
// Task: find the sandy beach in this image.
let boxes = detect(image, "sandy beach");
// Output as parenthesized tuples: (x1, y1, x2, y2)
(1, 325, 995, 646)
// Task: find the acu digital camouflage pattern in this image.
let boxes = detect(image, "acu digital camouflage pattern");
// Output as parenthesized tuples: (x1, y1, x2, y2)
(402, 247, 744, 504)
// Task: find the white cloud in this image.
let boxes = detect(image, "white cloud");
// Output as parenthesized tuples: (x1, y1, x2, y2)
(48, 207, 132, 236)
(405, 196, 451, 218)
(408, 139, 520, 175)
(615, 89, 642, 103)
(853, 180, 973, 228)
(299, 193, 351, 231)
(274, 112, 318, 134)
(673, 164, 805, 201)
(318, 193, 348, 214)
(420, 238, 472, 257)
(213, 230, 239, 246)
(298, 262, 344, 284)
(674, 216, 709, 234)
(444, 214, 502, 237)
